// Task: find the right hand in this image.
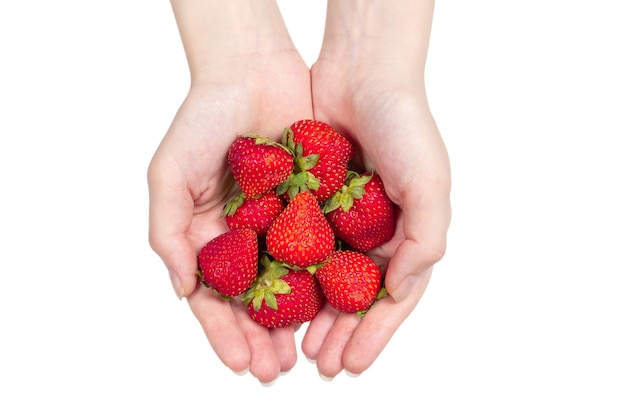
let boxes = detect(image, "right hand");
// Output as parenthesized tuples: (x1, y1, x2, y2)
(147, 4, 313, 382)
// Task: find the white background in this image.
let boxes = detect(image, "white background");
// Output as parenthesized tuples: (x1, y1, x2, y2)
(1, 1, 625, 416)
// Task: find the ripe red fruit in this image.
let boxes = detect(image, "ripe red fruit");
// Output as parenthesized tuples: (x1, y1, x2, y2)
(324, 172, 396, 252)
(227, 134, 293, 199)
(266, 191, 335, 268)
(244, 256, 324, 328)
(278, 119, 353, 202)
(197, 228, 258, 298)
(314, 250, 382, 313)
(222, 190, 285, 236)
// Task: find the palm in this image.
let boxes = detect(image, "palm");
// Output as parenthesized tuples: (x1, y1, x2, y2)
(302, 58, 451, 376)
(148, 49, 313, 383)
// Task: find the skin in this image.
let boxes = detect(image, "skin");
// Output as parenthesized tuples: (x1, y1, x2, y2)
(147, 0, 451, 383)
(302, 0, 451, 378)
(148, 0, 312, 384)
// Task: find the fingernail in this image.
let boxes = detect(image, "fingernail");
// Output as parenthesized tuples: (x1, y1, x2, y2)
(233, 367, 249, 376)
(391, 275, 418, 303)
(319, 373, 334, 382)
(260, 378, 277, 387)
(305, 357, 316, 364)
(345, 370, 361, 378)
(169, 270, 185, 299)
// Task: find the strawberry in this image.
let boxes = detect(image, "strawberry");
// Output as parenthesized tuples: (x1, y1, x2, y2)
(244, 256, 324, 328)
(197, 228, 258, 298)
(227, 134, 293, 199)
(278, 119, 353, 202)
(266, 191, 335, 268)
(222, 190, 284, 236)
(323, 172, 396, 252)
(314, 250, 382, 313)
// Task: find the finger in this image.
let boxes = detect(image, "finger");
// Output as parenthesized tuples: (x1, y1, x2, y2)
(342, 267, 431, 375)
(148, 156, 198, 298)
(269, 326, 298, 373)
(385, 187, 450, 302)
(301, 303, 340, 361)
(232, 303, 282, 384)
(153, 234, 198, 300)
(187, 286, 251, 373)
(355, 102, 451, 302)
(313, 311, 361, 379)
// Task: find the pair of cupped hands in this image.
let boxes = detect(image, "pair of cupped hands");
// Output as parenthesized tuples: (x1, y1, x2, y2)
(147, 40, 451, 384)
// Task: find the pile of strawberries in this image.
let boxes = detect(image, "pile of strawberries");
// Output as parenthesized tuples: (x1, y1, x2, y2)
(196, 119, 397, 328)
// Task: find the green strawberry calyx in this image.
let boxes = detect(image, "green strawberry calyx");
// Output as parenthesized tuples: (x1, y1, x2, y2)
(240, 133, 294, 156)
(276, 128, 321, 199)
(221, 192, 246, 217)
(356, 286, 389, 318)
(322, 171, 374, 214)
(196, 269, 233, 301)
(284, 260, 327, 276)
(243, 255, 292, 311)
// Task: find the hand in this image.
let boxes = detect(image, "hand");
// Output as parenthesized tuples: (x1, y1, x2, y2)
(301, 0, 451, 378)
(147, 0, 313, 384)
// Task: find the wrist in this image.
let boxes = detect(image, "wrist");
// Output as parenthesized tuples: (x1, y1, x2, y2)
(319, 0, 435, 79)
(171, 0, 294, 82)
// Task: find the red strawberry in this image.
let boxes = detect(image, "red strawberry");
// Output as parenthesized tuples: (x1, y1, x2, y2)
(278, 119, 353, 202)
(222, 190, 284, 236)
(314, 250, 382, 313)
(266, 191, 335, 268)
(324, 172, 396, 252)
(227, 134, 293, 199)
(244, 256, 324, 328)
(197, 228, 258, 298)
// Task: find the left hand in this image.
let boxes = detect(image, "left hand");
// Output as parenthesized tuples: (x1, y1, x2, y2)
(301, 0, 451, 376)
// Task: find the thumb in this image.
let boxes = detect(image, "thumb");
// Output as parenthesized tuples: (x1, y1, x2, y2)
(384, 197, 450, 302)
(155, 234, 199, 299)
(148, 159, 198, 299)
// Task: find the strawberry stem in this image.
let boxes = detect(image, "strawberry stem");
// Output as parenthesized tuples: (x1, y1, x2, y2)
(243, 255, 292, 311)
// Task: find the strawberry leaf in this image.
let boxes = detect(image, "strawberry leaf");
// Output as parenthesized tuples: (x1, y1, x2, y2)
(281, 171, 321, 200)
(323, 189, 348, 213)
(264, 292, 279, 310)
(276, 181, 289, 196)
(357, 286, 388, 317)
(221, 192, 246, 217)
(297, 154, 320, 171)
(282, 127, 295, 150)
(305, 172, 320, 191)
(346, 172, 372, 196)
(376, 287, 389, 300)
(244, 256, 292, 311)
(322, 171, 374, 213)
